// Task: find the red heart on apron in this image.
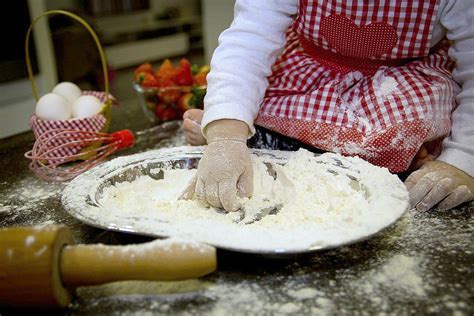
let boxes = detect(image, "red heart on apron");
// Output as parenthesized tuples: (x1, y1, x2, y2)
(320, 15, 398, 58)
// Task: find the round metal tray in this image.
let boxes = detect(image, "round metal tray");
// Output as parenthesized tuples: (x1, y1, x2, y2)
(62, 146, 408, 255)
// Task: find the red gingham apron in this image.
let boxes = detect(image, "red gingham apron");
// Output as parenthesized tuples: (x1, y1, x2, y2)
(255, 0, 458, 172)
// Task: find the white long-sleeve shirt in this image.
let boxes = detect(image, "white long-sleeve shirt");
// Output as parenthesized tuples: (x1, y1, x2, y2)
(202, 0, 474, 176)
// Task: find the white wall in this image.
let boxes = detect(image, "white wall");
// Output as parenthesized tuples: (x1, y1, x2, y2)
(202, 0, 235, 63)
(0, 0, 56, 139)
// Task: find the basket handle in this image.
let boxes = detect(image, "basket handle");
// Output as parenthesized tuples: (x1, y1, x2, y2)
(25, 10, 109, 103)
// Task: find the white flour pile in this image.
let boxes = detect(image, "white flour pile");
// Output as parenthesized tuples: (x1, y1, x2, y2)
(93, 149, 408, 252)
(374, 75, 399, 99)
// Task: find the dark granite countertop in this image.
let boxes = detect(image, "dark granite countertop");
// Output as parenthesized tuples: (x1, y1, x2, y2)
(0, 98, 472, 315)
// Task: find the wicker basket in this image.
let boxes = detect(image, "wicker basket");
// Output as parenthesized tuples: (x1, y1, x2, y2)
(25, 10, 115, 161)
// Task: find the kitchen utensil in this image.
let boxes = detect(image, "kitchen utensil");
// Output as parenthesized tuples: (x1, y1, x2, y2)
(0, 225, 216, 308)
(61, 146, 408, 256)
(238, 204, 283, 225)
(236, 162, 284, 224)
(24, 121, 180, 182)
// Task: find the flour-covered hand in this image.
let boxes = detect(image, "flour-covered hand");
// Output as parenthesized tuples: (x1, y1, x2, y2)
(181, 119, 253, 211)
(405, 161, 474, 211)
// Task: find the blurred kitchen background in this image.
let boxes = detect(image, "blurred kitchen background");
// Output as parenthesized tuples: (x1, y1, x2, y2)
(0, 0, 234, 138)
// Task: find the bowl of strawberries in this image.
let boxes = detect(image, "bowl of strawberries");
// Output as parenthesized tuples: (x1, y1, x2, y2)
(133, 58, 208, 123)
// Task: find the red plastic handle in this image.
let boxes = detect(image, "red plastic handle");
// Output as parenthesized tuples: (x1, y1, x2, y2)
(111, 130, 135, 149)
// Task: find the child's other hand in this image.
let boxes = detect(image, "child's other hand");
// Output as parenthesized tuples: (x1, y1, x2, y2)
(183, 109, 206, 145)
(407, 144, 437, 172)
(405, 161, 473, 211)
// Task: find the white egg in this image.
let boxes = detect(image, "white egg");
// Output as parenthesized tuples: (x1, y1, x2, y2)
(35, 93, 72, 120)
(52, 82, 82, 104)
(72, 95, 103, 118)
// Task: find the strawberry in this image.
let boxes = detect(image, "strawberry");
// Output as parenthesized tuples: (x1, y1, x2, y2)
(177, 93, 193, 111)
(135, 62, 153, 74)
(159, 90, 181, 104)
(193, 72, 207, 86)
(141, 73, 160, 87)
(154, 103, 167, 118)
(162, 107, 178, 121)
(135, 62, 153, 73)
(134, 63, 153, 81)
(173, 59, 193, 86)
(157, 80, 181, 103)
(158, 77, 175, 88)
(155, 59, 176, 84)
(135, 72, 148, 85)
(155, 103, 177, 121)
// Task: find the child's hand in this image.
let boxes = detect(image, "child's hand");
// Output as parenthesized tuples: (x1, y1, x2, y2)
(180, 119, 253, 212)
(183, 109, 206, 145)
(407, 144, 437, 172)
(405, 161, 473, 211)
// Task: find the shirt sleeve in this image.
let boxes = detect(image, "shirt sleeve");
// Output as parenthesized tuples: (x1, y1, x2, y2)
(201, 0, 297, 136)
(436, 0, 474, 177)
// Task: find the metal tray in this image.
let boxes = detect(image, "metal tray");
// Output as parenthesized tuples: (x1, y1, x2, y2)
(62, 146, 408, 255)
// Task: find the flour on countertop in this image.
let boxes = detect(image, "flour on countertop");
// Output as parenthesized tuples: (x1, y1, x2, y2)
(372, 255, 426, 296)
(68, 206, 473, 316)
(0, 176, 63, 227)
(92, 149, 408, 252)
(287, 287, 321, 300)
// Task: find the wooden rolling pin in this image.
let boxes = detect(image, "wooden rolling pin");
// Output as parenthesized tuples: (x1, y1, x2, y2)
(0, 225, 216, 308)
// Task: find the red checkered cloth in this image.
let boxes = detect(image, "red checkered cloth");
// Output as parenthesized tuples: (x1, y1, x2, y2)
(256, 0, 457, 172)
(82, 90, 119, 106)
(30, 91, 114, 161)
(294, 0, 438, 60)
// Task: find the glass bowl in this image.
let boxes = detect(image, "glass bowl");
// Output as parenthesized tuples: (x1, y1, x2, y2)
(133, 83, 206, 123)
